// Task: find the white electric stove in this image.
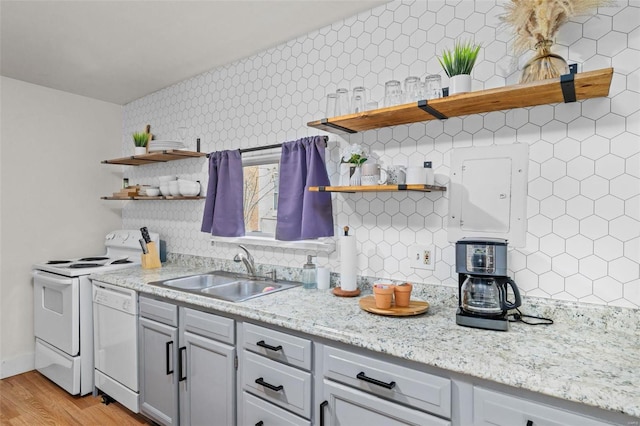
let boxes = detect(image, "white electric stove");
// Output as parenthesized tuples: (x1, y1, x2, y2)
(32, 229, 159, 396)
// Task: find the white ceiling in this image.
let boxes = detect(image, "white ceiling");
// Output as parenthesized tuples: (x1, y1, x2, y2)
(0, 0, 386, 105)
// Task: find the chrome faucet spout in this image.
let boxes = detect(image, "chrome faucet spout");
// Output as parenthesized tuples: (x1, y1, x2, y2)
(233, 245, 256, 276)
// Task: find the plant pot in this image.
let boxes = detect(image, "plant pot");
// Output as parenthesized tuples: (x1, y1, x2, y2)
(134, 146, 147, 155)
(394, 283, 413, 308)
(349, 166, 361, 186)
(373, 284, 395, 309)
(449, 74, 471, 95)
(520, 40, 569, 84)
(340, 164, 356, 186)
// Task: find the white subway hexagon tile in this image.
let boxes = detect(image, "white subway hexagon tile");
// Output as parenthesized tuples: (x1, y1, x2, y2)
(579, 255, 609, 280)
(553, 215, 580, 238)
(527, 252, 552, 274)
(597, 30, 629, 58)
(529, 177, 553, 200)
(566, 234, 594, 259)
(554, 102, 582, 124)
(595, 154, 625, 179)
(595, 194, 625, 220)
(594, 235, 625, 261)
(580, 175, 610, 200)
(583, 15, 613, 39)
(541, 158, 567, 182)
(529, 140, 554, 163)
(593, 276, 624, 303)
(515, 269, 540, 292)
(611, 90, 640, 117)
(554, 139, 580, 163)
(528, 214, 553, 237)
(539, 271, 565, 295)
(610, 215, 640, 242)
(540, 120, 568, 143)
(596, 112, 627, 139)
(581, 214, 611, 240)
(610, 258, 640, 283)
(565, 274, 594, 299)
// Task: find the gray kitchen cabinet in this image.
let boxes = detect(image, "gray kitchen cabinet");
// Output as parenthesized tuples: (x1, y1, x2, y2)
(239, 322, 313, 425)
(138, 296, 235, 426)
(139, 315, 179, 425)
(320, 379, 451, 426)
(473, 387, 613, 426)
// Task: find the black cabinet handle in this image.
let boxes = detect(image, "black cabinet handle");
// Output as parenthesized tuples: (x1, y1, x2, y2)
(178, 346, 187, 382)
(356, 371, 396, 389)
(165, 341, 173, 375)
(255, 377, 283, 392)
(526, 421, 533, 426)
(256, 340, 283, 352)
(320, 400, 328, 426)
(255, 422, 264, 426)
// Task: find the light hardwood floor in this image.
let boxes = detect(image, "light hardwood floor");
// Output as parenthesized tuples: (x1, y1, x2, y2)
(0, 370, 150, 425)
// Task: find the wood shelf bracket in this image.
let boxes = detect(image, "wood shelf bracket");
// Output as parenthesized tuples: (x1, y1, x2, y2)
(561, 73, 577, 103)
(320, 118, 357, 134)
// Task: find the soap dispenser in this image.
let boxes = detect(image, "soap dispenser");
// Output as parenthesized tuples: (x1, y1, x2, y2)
(301, 255, 317, 289)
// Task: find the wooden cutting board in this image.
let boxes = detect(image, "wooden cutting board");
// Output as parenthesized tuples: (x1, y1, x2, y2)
(359, 295, 429, 316)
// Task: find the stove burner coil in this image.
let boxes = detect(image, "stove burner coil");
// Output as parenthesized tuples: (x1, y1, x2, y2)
(110, 259, 132, 264)
(78, 256, 109, 262)
(47, 260, 72, 264)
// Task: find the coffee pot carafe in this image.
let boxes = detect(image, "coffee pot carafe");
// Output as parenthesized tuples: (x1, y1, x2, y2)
(455, 238, 521, 331)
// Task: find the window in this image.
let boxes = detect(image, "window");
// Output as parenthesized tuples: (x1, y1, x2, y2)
(242, 152, 280, 237)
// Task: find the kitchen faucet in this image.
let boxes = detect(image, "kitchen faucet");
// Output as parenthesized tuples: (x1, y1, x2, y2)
(234, 245, 256, 277)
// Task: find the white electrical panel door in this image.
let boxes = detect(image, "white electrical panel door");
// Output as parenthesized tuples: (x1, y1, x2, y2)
(448, 144, 528, 247)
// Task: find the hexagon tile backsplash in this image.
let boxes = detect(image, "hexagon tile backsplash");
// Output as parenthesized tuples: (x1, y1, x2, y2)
(122, 1, 640, 308)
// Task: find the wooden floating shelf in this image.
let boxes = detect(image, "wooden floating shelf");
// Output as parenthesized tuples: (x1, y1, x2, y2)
(307, 68, 613, 134)
(101, 196, 205, 200)
(102, 150, 206, 166)
(309, 184, 446, 193)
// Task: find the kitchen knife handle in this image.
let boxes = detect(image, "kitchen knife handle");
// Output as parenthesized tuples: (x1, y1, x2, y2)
(356, 371, 396, 389)
(139, 239, 148, 254)
(166, 341, 173, 375)
(140, 227, 151, 243)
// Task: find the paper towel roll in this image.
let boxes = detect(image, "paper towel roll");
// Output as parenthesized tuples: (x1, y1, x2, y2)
(340, 234, 357, 291)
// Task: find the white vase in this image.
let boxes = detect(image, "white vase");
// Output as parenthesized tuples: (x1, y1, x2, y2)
(340, 164, 356, 186)
(349, 166, 361, 186)
(449, 74, 471, 95)
(134, 146, 147, 155)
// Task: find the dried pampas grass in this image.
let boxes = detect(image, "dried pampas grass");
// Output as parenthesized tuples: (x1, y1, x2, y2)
(500, 0, 612, 56)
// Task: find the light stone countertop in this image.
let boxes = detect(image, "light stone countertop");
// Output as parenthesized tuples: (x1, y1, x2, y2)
(90, 262, 640, 419)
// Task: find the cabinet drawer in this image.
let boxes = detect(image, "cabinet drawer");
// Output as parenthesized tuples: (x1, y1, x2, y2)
(243, 392, 310, 426)
(323, 346, 451, 418)
(180, 307, 234, 345)
(243, 323, 312, 370)
(473, 387, 613, 426)
(243, 350, 312, 419)
(139, 295, 177, 326)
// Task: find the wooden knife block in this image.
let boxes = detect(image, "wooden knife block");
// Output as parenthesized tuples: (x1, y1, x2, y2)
(141, 241, 162, 269)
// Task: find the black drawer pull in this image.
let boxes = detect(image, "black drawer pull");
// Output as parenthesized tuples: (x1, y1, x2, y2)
(356, 371, 396, 389)
(526, 421, 533, 426)
(320, 400, 328, 426)
(178, 346, 187, 382)
(255, 422, 264, 426)
(256, 340, 283, 352)
(165, 341, 173, 375)
(255, 377, 283, 392)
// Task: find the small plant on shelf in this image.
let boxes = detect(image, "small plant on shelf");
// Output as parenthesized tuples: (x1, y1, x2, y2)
(132, 132, 149, 147)
(438, 39, 481, 78)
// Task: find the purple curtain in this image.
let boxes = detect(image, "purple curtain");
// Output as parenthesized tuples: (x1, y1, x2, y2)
(276, 136, 334, 241)
(200, 150, 245, 237)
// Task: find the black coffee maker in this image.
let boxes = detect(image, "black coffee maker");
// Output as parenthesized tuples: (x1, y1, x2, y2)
(455, 238, 521, 331)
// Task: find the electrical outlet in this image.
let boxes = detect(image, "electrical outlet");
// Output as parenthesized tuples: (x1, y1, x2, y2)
(409, 244, 435, 270)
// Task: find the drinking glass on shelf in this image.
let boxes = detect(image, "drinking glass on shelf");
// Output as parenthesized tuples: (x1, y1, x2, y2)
(336, 88, 350, 116)
(383, 80, 403, 107)
(365, 100, 379, 111)
(425, 74, 443, 100)
(351, 86, 367, 113)
(325, 93, 338, 117)
(404, 76, 422, 103)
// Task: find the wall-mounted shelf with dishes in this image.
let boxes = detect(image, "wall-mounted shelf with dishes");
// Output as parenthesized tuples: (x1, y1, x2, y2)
(101, 196, 205, 201)
(307, 68, 613, 134)
(102, 150, 206, 166)
(309, 184, 446, 193)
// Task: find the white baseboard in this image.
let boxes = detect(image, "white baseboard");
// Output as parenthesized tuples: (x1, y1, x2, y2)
(1, 352, 34, 379)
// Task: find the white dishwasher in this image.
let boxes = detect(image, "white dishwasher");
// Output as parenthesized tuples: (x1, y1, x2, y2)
(92, 281, 140, 413)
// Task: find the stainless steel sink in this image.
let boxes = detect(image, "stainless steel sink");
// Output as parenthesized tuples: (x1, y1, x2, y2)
(147, 270, 300, 302)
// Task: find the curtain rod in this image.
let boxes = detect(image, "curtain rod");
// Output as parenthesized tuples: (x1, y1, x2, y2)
(206, 136, 329, 157)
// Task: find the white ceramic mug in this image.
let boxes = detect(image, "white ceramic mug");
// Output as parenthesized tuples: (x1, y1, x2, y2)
(406, 167, 428, 184)
(387, 165, 406, 184)
(361, 163, 387, 185)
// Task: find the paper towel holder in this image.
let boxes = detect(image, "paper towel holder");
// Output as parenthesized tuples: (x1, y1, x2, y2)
(334, 225, 361, 297)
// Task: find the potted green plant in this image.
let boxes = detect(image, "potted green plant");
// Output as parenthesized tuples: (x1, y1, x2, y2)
(132, 131, 149, 155)
(438, 39, 481, 95)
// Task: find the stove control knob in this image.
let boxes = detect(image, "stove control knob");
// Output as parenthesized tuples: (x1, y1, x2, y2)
(106, 233, 114, 240)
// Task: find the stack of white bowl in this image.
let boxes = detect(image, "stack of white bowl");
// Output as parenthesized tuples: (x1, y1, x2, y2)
(178, 179, 200, 196)
(159, 175, 176, 196)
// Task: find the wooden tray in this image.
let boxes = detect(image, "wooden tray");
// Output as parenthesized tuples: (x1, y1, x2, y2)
(359, 295, 429, 316)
